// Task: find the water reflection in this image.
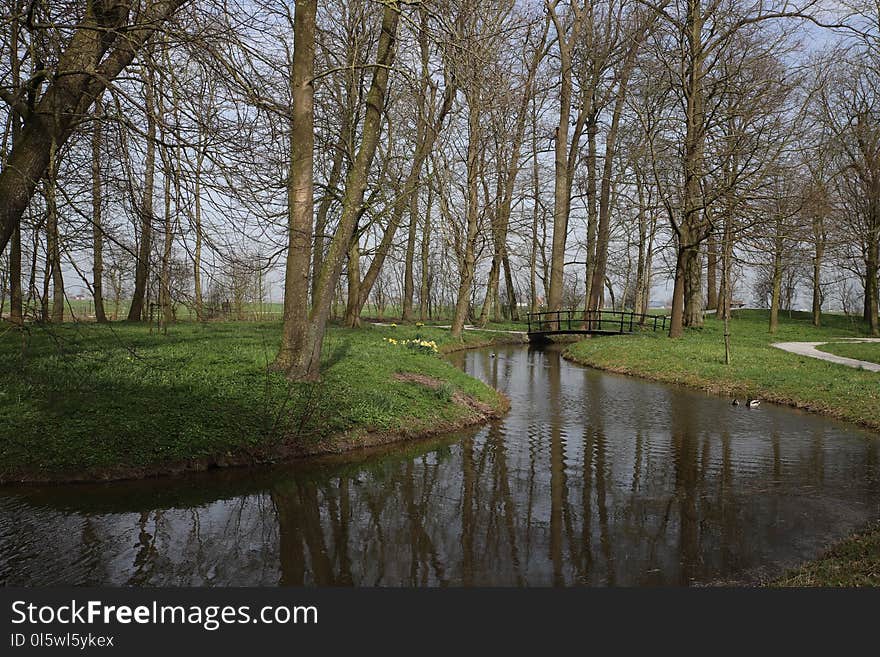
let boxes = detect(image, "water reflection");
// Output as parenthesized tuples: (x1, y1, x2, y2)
(1, 344, 878, 586)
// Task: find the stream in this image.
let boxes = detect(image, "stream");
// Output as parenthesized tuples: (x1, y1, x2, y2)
(1, 343, 878, 586)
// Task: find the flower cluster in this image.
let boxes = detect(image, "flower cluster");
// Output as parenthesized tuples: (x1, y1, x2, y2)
(415, 322, 425, 328)
(384, 337, 439, 354)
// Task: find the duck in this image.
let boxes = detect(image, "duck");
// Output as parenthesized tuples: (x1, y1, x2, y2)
(731, 399, 740, 406)
(746, 398, 761, 408)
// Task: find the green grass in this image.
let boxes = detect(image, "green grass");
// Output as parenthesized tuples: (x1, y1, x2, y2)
(771, 522, 880, 587)
(0, 321, 517, 482)
(817, 341, 880, 365)
(564, 309, 880, 431)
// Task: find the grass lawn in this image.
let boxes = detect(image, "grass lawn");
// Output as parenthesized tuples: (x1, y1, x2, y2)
(0, 321, 520, 482)
(817, 341, 880, 365)
(564, 309, 880, 431)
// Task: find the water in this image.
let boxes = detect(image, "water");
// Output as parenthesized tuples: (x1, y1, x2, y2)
(1, 344, 878, 586)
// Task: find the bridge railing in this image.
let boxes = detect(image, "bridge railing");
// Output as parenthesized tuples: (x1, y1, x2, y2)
(525, 309, 669, 335)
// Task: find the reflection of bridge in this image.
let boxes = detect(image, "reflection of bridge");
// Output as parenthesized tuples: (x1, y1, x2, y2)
(526, 309, 670, 341)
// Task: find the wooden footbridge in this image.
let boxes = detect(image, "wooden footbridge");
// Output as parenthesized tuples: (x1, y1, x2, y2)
(526, 309, 670, 341)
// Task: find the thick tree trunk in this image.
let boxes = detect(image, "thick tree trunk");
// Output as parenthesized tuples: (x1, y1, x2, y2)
(683, 245, 703, 327)
(281, 2, 399, 378)
(274, 0, 318, 374)
(7, 4, 23, 326)
(674, 0, 707, 332)
(0, 0, 190, 258)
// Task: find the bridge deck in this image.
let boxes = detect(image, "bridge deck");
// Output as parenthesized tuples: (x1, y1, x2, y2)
(526, 310, 669, 340)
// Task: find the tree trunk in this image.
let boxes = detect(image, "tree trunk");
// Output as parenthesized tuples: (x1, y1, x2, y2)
(706, 230, 718, 311)
(402, 196, 420, 322)
(478, 254, 500, 327)
(128, 65, 156, 321)
(546, 16, 575, 316)
(344, 236, 360, 327)
(502, 251, 517, 321)
(769, 217, 784, 334)
(92, 93, 107, 322)
(675, 0, 707, 332)
(529, 98, 540, 313)
(451, 101, 481, 339)
(46, 143, 64, 323)
(280, 2, 399, 378)
(160, 147, 173, 329)
(193, 150, 204, 320)
(7, 3, 23, 326)
(0, 0, 190, 258)
(866, 241, 879, 336)
(811, 214, 824, 327)
(350, 17, 454, 327)
(587, 32, 642, 314)
(274, 0, 318, 374)
(418, 180, 432, 322)
(634, 196, 647, 319)
(684, 244, 703, 327)
(584, 115, 598, 316)
(9, 224, 22, 325)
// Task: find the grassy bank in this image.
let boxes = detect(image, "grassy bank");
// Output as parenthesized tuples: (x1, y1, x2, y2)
(563, 309, 880, 431)
(0, 321, 521, 483)
(817, 341, 880, 365)
(769, 522, 880, 587)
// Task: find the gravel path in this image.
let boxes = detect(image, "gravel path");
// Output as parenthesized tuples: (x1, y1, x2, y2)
(771, 338, 880, 372)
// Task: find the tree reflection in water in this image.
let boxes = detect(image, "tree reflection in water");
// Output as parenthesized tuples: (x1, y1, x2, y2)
(1, 345, 879, 586)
